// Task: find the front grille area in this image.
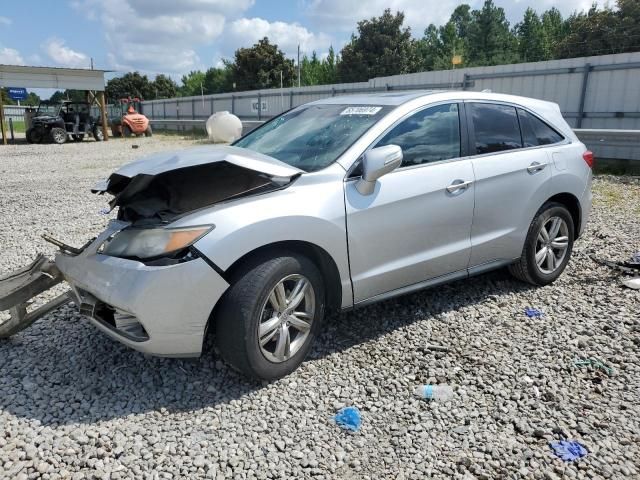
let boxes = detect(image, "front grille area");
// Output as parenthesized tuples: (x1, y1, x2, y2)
(78, 290, 149, 342)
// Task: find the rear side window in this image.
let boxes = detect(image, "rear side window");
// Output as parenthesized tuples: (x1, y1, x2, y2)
(471, 103, 522, 154)
(375, 103, 461, 167)
(517, 108, 564, 147)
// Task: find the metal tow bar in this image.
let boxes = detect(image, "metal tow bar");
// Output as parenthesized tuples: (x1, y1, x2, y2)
(0, 253, 71, 338)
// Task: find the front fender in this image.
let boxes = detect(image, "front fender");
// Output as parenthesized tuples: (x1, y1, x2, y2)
(186, 166, 352, 307)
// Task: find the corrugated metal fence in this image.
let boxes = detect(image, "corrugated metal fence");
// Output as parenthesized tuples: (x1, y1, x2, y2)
(2, 105, 32, 123)
(142, 52, 640, 131)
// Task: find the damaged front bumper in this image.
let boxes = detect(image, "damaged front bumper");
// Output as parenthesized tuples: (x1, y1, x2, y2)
(55, 220, 230, 357)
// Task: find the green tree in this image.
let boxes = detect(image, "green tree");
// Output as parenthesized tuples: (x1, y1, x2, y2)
(415, 24, 442, 71)
(442, 4, 472, 66)
(614, 0, 640, 53)
(541, 8, 565, 60)
(555, 5, 619, 58)
(338, 9, 418, 82)
(151, 74, 178, 99)
(321, 46, 339, 84)
(516, 8, 546, 62)
(24, 92, 41, 106)
(105, 72, 153, 101)
(1, 88, 16, 105)
(48, 90, 86, 102)
(300, 50, 339, 86)
(180, 70, 206, 97)
(466, 0, 518, 66)
(230, 38, 295, 91)
(203, 65, 233, 93)
(301, 52, 322, 86)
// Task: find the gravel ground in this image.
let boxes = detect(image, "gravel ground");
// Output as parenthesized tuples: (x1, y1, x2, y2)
(1, 138, 639, 480)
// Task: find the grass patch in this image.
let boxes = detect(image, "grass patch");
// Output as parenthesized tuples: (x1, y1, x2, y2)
(1, 119, 25, 134)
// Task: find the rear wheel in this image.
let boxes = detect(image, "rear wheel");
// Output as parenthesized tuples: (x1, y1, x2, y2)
(509, 202, 574, 286)
(123, 125, 132, 137)
(144, 125, 153, 137)
(215, 253, 325, 380)
(49, 127, 67, 144)
(26, 128, 37, 144)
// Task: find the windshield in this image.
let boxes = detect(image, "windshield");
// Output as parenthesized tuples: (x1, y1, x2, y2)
(234, 104, 392, 172)
(37, 103, 61, 116)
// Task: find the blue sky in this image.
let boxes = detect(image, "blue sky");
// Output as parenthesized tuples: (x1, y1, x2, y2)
(1, 0, 593, 83)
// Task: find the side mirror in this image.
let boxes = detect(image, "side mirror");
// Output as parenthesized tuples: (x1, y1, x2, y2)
(356, 144, 403, 195)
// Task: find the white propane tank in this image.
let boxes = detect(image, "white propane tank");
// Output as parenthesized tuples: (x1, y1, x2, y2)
(206, 111, 243, 143)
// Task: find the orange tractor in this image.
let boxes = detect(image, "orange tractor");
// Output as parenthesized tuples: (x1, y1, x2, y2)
(110, 98, 152, 137)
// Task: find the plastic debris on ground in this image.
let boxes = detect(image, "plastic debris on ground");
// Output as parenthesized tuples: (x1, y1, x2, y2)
(334, 406, 362, 432)
(574, 357, 614, 376)
(622, 277, 640, 289)
(413, 384, 455, 401)
(549, 440, 588, 461)
(524, 307, 544, 318)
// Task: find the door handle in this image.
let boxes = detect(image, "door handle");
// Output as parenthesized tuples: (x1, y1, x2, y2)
(446, 180, 473, 193)
(527, 162, 548, 173)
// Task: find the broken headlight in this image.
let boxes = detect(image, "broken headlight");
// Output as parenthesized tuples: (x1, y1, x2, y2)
(100, 226, 212, 260)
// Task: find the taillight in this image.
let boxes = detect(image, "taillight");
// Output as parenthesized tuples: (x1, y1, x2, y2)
(583, 150, 595, 168)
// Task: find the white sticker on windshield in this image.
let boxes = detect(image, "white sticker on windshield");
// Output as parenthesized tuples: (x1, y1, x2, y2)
(340, 106, 382, 116)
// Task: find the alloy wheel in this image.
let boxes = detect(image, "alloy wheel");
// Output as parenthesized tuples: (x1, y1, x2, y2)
(257, 274, 315, 363)
(52, 129, 66, 144)
(535, 216, 569, 274)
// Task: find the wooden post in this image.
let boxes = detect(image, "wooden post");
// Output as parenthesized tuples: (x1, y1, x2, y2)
(0, 88, 7, 145)
(99, 91, 109, 141)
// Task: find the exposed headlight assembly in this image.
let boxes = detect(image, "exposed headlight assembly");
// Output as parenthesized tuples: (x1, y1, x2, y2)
(101, 226, 212, 260)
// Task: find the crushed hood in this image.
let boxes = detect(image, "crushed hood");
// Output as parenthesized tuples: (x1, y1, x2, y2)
(93, 145, 303, 224)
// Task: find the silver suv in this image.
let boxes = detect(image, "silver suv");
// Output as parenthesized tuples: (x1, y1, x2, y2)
(8, 91, 594, 379)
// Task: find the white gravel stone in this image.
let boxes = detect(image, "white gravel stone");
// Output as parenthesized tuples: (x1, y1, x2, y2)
(0, 138, 639, 479)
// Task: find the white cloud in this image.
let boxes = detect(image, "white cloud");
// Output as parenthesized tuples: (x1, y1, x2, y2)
(42, 37, 90, 68)
(72, 0, 240, 75)
(0, 16, 11, 26)
(0, 46, 25, 65)
(225, 18, 332, 59)
(303, 0, 596, 36)
(126, 0, 254, 16)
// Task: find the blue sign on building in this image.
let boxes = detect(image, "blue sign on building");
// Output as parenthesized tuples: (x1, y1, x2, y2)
(7, 87, 28, 101)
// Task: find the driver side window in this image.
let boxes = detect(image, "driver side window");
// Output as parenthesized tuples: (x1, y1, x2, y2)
(375, 103, 461, 167)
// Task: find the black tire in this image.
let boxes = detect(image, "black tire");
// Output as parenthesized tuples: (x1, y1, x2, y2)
(123, 125, 133, 137)
(25, 128, 36, 144)
(509, 202, 574, 286)
(215, 253, 326, 380)
(72, 134, 84, 142)
(93, 126, 104, 142)
(144, 125, 153, 137)
(49, 127, 67, 144)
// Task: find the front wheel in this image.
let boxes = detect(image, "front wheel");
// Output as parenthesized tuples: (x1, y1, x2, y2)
(123, 125, 132, 137)
(509, 202, 574, 286)
(144, 125, 153, 137)
(49, 127, 67, 144)
(215, 253, 325, 380)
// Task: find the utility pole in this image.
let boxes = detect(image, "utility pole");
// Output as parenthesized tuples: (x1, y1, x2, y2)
(90, 57, 94, 70)
(297, 44, 301, 88)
